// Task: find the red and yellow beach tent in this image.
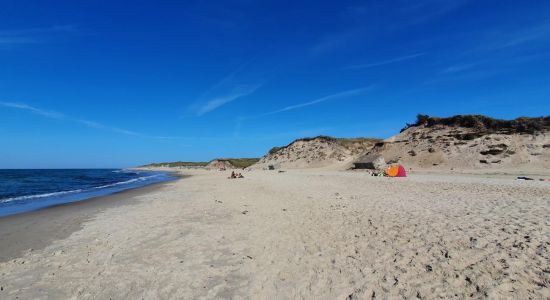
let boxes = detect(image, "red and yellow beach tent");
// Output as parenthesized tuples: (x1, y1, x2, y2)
(386, 165, 407, 177)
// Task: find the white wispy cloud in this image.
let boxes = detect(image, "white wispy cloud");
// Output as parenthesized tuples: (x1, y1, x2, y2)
(246, 86, 373, 119)
(441, 63, 476, 74)
(0, 101, 64, 119)
(454, 19, 550, 57)
(399, 0, 470, 25)
(311, 30, 363, 56)
(312, 1, 468, 56)
(481, 20, 550, 51)
(76, 119, 141, 136)
(196, 84, 262, 116)
(0, 101, 177, 139)
(345, 53, 426, 70)
(191, 58, 268, 116)
(0, 25, 79, 46)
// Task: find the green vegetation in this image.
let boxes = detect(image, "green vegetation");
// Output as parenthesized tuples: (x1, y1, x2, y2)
(402, 114, 550, 134)
(268, 146, 283, 155)
(140, 161, 208, 168)
(216, 158, 260, 168)
(141, 158, 260, 168)
(335, 137, 383, 148)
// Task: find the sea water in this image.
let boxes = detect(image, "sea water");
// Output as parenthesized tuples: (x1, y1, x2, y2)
(0, 169, 175, 217)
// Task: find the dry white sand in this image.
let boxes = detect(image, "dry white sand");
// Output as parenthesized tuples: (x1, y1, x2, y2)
(1, 169, 549, 299)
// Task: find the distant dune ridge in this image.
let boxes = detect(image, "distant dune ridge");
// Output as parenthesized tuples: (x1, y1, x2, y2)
(141, 158, 259, 169)
(205, 158, 259, 169)
(143, 115, 550, 172)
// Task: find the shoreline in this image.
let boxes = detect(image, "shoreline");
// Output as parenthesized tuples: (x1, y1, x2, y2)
(0, 169, 179, 218)
(0, 176, 183, 263)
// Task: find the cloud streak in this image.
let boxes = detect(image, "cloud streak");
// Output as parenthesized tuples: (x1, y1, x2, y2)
(0, 25, 79, 46)
(196, 83, 262, 116)
(345, 53, 426, 70)
(480, 20, 550, 52)
(246, 86, 373, 119)
(191, 57, 269, 116)
(441, 63, 476, 74)
(0, 101, 177, 139)
(0, 101, 64, 119)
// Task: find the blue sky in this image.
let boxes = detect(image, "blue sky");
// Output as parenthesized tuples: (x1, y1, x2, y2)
(1, 0, 549, 168)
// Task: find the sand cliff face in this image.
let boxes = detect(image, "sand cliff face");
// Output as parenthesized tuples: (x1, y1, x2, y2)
(252, 126, 549, 172)
(253, 137, 380, 169)
(367, 125, 550, 171)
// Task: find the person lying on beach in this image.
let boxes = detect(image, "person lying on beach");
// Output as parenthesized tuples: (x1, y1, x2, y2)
(227, 171, 244, 179)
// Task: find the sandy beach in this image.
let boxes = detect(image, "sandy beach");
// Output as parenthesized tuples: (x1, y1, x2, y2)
(0, 169, 549, 299)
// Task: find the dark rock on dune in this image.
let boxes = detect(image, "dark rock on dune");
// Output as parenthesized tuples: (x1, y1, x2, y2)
(480, 149, 504, 155)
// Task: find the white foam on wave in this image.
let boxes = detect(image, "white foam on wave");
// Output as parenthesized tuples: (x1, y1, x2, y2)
(112, 169, 138, 173)
(0, 174, 163, 204)
(93, 174, 160, 189)
(0, 189, 84, 203)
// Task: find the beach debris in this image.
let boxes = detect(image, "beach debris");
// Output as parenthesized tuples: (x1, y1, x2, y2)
(425, 265, 433, 272)
(516, 176, 534, 180)
(241, 210, 248, 215)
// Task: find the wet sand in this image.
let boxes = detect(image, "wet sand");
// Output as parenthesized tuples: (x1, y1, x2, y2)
(0, 180, 176, 262)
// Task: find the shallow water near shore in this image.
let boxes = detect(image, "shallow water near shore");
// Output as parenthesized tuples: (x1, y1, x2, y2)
(0, 169, 175, 217)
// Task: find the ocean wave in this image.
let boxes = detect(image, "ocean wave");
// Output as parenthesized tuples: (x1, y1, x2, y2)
(0, 174, 162, 204)
(92, 174, 161, 189)
(0, 189, 84, 203)
(112, 169, 138, 174)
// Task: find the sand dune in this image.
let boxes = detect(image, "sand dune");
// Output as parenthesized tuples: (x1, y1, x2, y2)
(252, 116, 550, 172)
(1, 169, 548, 299)
(369, 125, 550, 172)
(254, 137, 380, 170)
